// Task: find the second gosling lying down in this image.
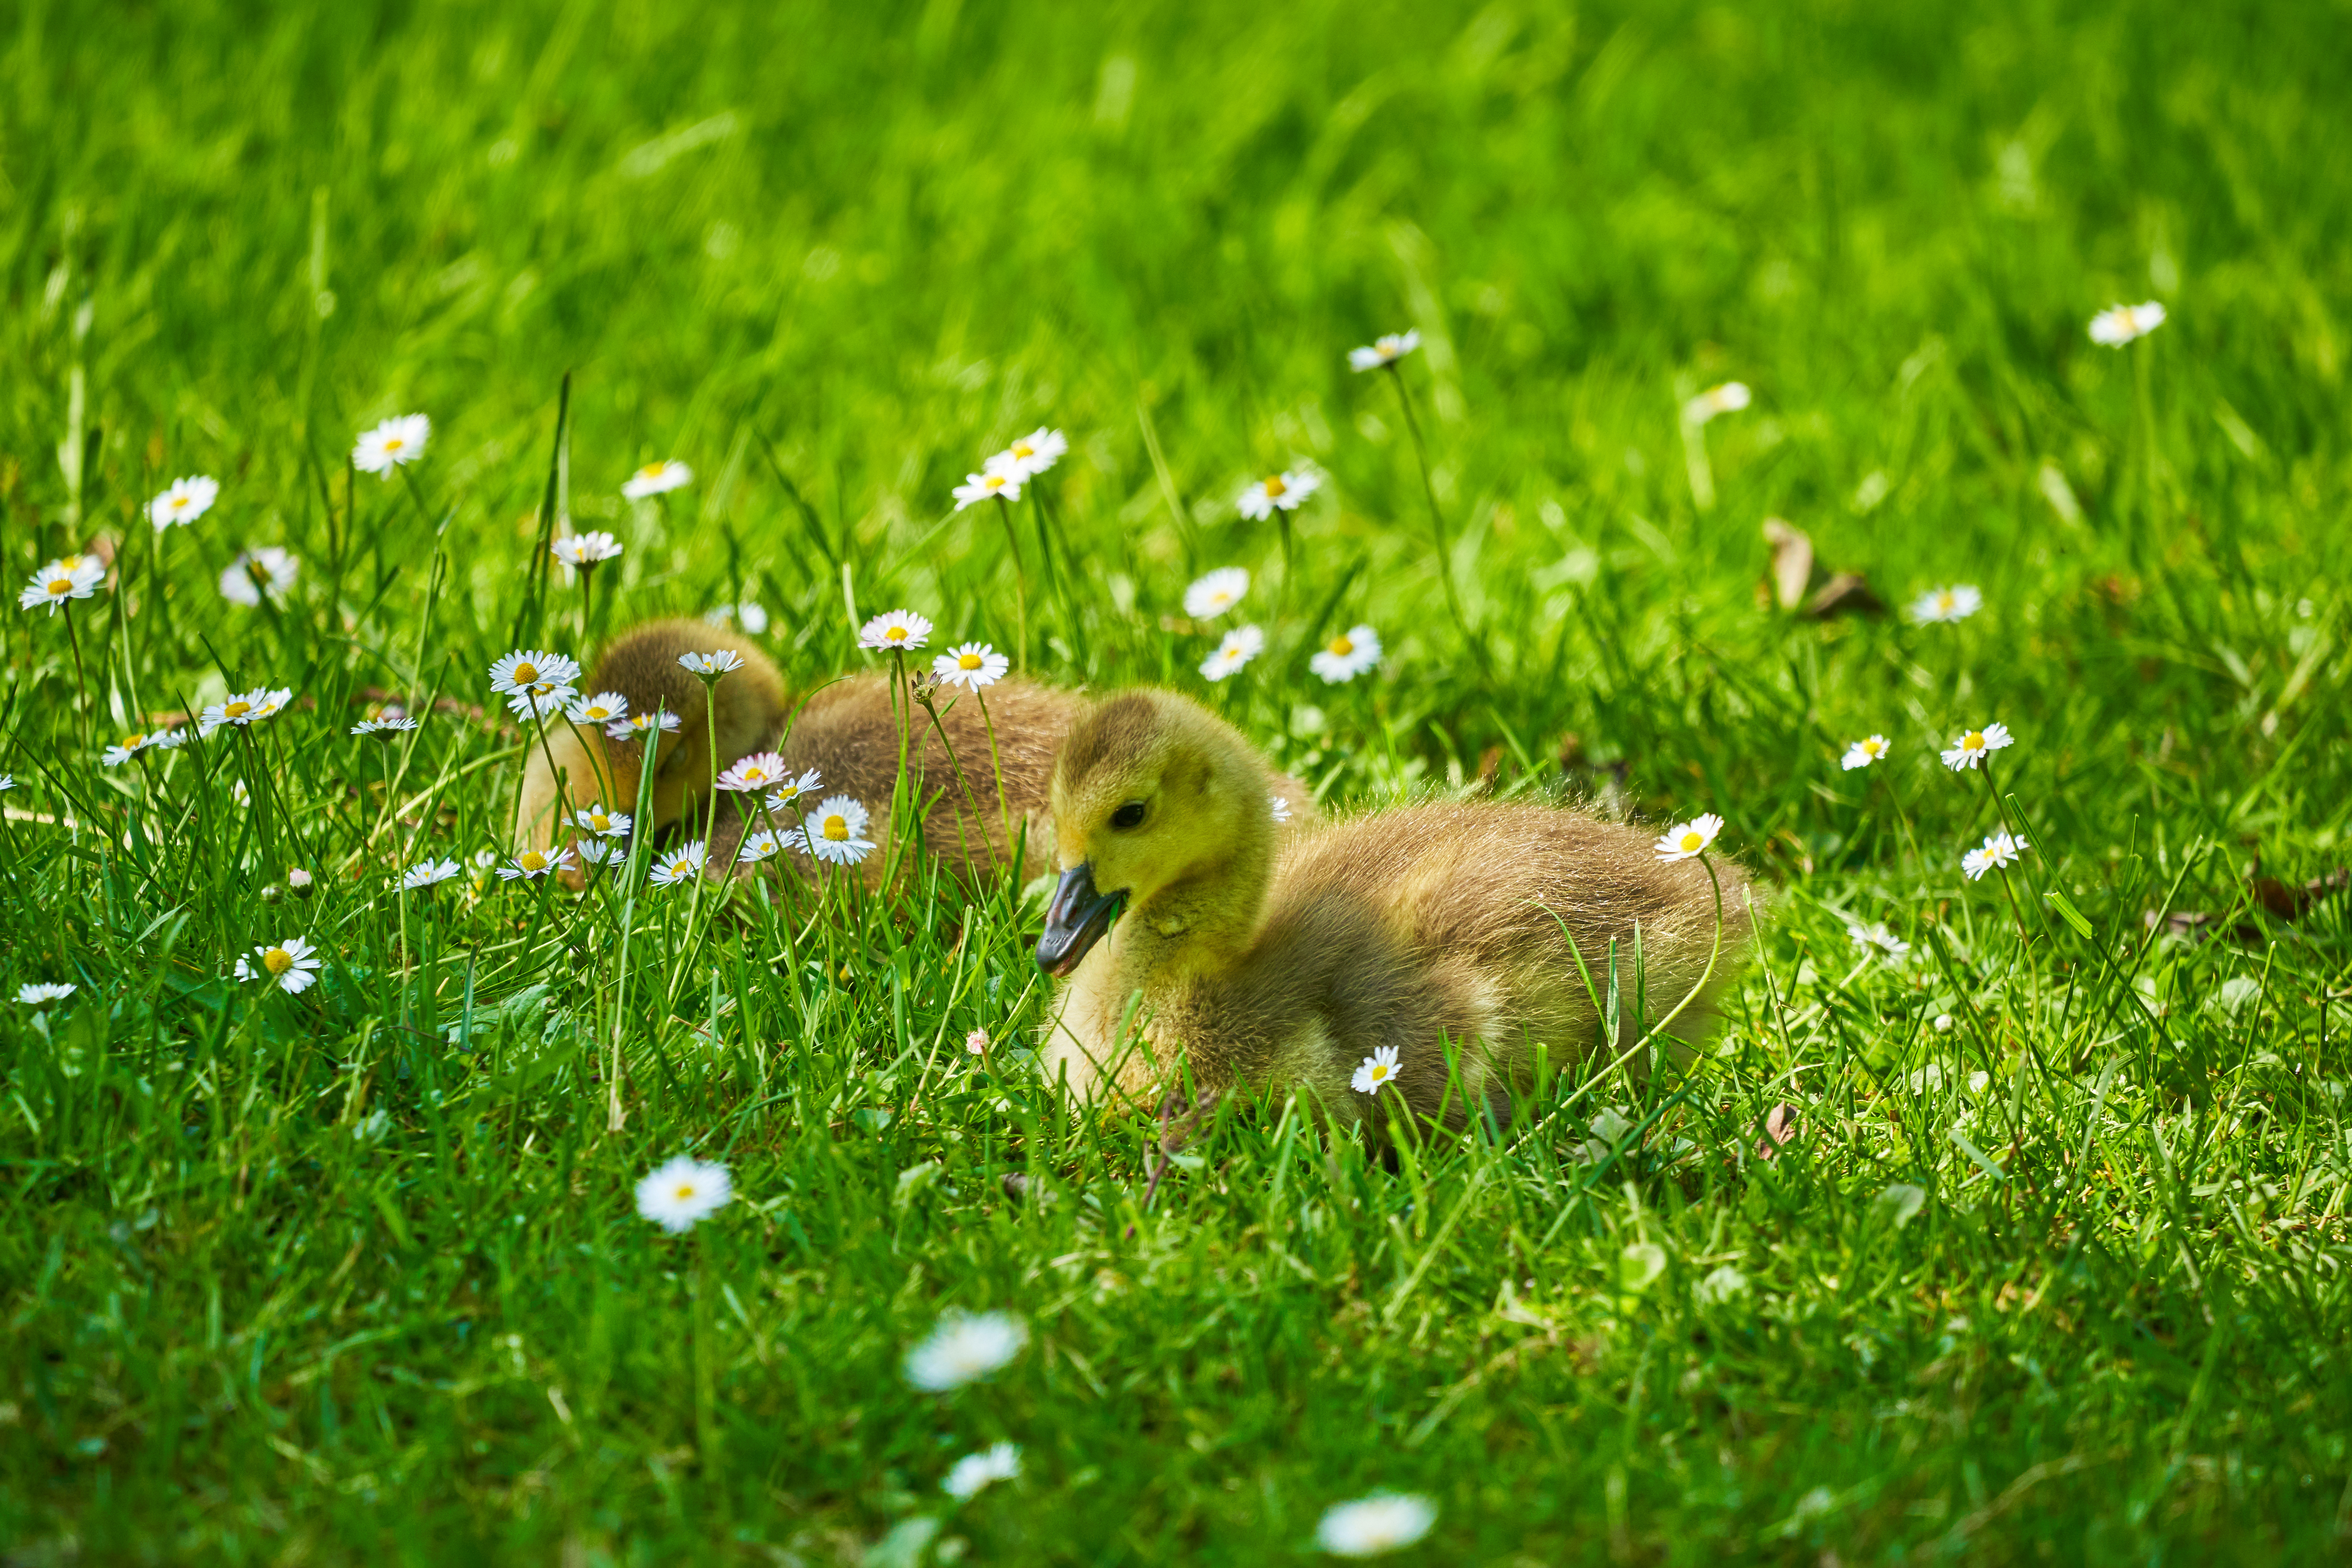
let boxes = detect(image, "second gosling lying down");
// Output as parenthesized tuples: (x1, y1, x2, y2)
(1035, 691, 1755, 1131)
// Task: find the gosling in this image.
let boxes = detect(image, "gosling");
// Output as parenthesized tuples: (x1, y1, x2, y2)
(1034, 690, 1753, 1134)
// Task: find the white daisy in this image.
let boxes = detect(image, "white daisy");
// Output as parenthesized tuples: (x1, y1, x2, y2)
(1962, 831, 2029, 881)
(1653, 813, 1725, 862)
(1940, 722, 2013, 771)
(18, 555, 104, 614)
(147, 475, 220, 530)
(649, 841, 709, 886)
(1847, 921, 1910, 962)
(488, 649, 583, 696)
(621, 459, 693, 500)
(1347, 330, 1421, 372)
(1840, 735, 1891, 771)
(219, 548, 299, 607)
(903, 1310, 1028, 1391)
(678, 649, 746, 677)
(763, 769, 824, 813)
(943, 1442, 1023, 1501)
(399, 858, 462, 890)
(1270, 793, 1292, 824)
(18, 982, 77, 1005)
(1309, 624, 1382, 684)
(496, 846, 573, 882)
(610, 709, 683, 742)
(102, 728, 183, 766)
(991, 427, 1067, 481)
(933, 642, 1009, 690)
(2088, 302, 2166, 347)
(1314, 1494, 1437, 1557)
(575, 804, 632, 838)
(1183, 567, 1250, 620)
(566, 690, 629, 726)
(1909, 585, 1983, 624)
(1236, 467, 1321, 521)
(352, 414, 431, 475)
(1199, 624, 1265, 682)
(550, 531, 623, 567)
(350, 715, 420, 737)
(576, 837, 623, 866)
(198, 687, 294, 737)
(1351, 1045, 1403, 1094)
(802, 795, 876, 865)
(1682, 382, 1752, 425)
(506, 682, 578, 722)
(859, 609, 933, 653)
(235, 935, 323, 994)
(737, 829, 782, 864)
(951, 466, 1024, 510)
(0, 775, 11, 790)
(716, 752, 790, 793)
(634, 1154, 732, 1233)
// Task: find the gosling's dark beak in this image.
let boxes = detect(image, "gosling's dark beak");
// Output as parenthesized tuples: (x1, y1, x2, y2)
(1037, 862, 1126, 977)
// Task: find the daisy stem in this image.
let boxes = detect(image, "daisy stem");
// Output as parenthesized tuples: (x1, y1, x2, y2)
(579, 564, 593, 651)
(605, 726, 667, 1133)
(528, 708, 579, 857)
(974, 687, 1016, 875)
(1385, 366, 1485, 673)
(62, 602, 93, 752)
(2133, 340, 2161, 560)
(1029, 487, 1069, 655)
(700, 673, 724, 840)
(993, 494, 1030, 670)
(914, 685, 987, 884)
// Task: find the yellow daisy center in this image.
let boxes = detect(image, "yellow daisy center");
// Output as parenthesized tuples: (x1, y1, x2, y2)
(1371, 1063, 1391, 1081)
(985, 474, 1007, 490)
(519, 851, 547, 871)
(1936, 592, 1956, 611)
(171, 496, 189, 510)
(673, 1182, 697, 1200)
(822, 814, 849, 841)
(1327, 635, 1354, 656)
(513, 662, 539, 684)
(46, 577, 71, 595)
(263, 948, 294, 975)
(1012, 442, 1035, 459)
(886, 626, 908, 642)
(1264, 475, 1287, 497)
(1679, 831, 1704, 852)
(1962, 731, 1984, 750)
(384, 438, 405, 452)
(589, 814, 610, 831)
(223, 701, 251, 719)
(959, 652, 984, 670)
(639, 463, 664, 479)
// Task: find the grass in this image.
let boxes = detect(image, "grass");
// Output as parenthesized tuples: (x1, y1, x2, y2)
(5, 0, 2352, 1560)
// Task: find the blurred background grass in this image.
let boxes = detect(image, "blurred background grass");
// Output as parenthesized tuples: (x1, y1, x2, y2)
(7, 0, 2352, 1561)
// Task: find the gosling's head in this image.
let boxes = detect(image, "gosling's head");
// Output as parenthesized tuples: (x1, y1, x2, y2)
(1037, 690, 1272, 976)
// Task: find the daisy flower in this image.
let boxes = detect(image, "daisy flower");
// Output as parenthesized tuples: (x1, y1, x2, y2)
(737, 829, 783, 864)
(576, 837, 623, 866)
(352, 414, 430, 475)
(1841, 735, 1891, 771)
(1309, 624, 1382, 684)
(621, 460, 693, 500)
(951, 466, 1024, 510)
(198, 687, 294, 737)
(0, 776, 13, 791)
(1183, 567, 1250, 620)
(350, 715, 420, 737)
(903, 1310, 1028, 1392)
(1351, 1045, 1402, 1094)
(634, 1155, 732, 1233)
(1236, 467, 1321, 520)
(219, 548, 299, 606)
(18, 982, 77, 1005)
(1909, 585, 1983, 624)
(496, 846, 573, 882)
(1682, 382, 1752, 425)
(1199, 624, 1265, 682)
(716, 752, 791, 793)
(763, 769, 824, 813)
(2088, 302, 2166, 347)
(943, 1442, 1022, 1501)
(399, 858, 462, 890)
(1847, 921, 1910, 961)
(858, 609, 933, 653)
(802, 795, 876, 865)
(489, 649, 583, 696)
(19, 555, 104, 614)
(506, 682, 578, 722)
(1940, 722, 2013, 771)
(1347, 330, 1421, 372)
(235, 935, 323, 995)
(991, 427, 1067, 481)
(575, 804, 632, 838)
(678, 649, 745, 677)
(566, 691, 629, 727)
(1314, 1494, 1437, 1558)
(933, 642, 1009, 690)
(1962, 831, 2029, 881)
(1654, 813, 1725, 862)
(609, 709, 683, 742)
(102, 728, 183, 766)
(550, 531, 623, 567)
(1270, 793, 1292, 824)
(147, 475, 220, 530)
(649, 841, 709, 886)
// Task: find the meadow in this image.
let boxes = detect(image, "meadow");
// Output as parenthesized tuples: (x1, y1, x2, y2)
(5, 0, 2352, 1561)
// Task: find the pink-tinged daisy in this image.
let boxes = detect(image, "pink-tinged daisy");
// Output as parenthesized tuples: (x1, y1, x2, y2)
(716, 752, 790, 793)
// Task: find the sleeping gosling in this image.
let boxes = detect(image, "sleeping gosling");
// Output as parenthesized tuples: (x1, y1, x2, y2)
(1034, 690, 1754, 1135)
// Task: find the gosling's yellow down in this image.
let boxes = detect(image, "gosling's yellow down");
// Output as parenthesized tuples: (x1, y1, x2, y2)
(1035, 690, 1754, 1132)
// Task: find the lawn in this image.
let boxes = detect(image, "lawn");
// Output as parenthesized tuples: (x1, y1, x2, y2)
(5, 0, 2352, 1561)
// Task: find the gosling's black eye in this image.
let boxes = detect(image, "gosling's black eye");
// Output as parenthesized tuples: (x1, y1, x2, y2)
(1110, 801, 1148, 830)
